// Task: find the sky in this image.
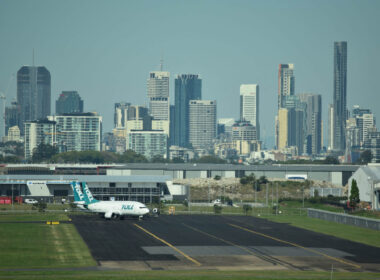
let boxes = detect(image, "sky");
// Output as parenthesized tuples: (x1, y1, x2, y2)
(1, 0, 379, 148)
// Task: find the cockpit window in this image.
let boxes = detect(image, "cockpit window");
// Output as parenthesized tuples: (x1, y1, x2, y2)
(139, 206, 147, 209)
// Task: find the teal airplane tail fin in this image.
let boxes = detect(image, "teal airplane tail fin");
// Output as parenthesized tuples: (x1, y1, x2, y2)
(81, 182, 99, 204)
(71, 181, 85, 203)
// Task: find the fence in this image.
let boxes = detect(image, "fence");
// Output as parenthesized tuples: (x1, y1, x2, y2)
(307, 208, 380, 231)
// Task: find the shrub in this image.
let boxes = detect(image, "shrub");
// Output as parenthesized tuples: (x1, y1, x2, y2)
(37, 202, 47, 212)
(213, 204, 222, 214)
(243, 204, 252, 215)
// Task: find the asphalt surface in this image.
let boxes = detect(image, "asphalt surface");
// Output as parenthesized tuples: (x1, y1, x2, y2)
(71, 214, 380, 271)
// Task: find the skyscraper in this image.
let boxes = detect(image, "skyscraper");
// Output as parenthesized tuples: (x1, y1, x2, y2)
(114, 102, 130, 128)
(299, 94, 322, 155)
(174, 74, 202, 147)
(277, 108, 288, 150)
(56, 91, 84, 115)
(189, 100, 216, 149)
(278, 64, 295, 109)
(333, 41, 347, 152)
(281, 95, 306, 155)
(5, 101, 20, 135)
(328, 104, 334, 150)
(240, 84, 259, 140)
(17, 66, 51, 134)
(147, 71, 170, 121)
(0, 94, 5, 140)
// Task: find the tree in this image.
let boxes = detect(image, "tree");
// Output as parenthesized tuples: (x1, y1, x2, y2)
(119, 150, 148, 163)
(243, 204, 252, 215)
(194, 155, 227, 164)
(324, 156, 339, 164)
(356, 150, 372, 164)
(257, 176, 268, 185)
(172, 157, 185, 163)
(349, 179, 360, 209)
(32, 143, 58, 163)
(214, 175, 221, 180)
(151, 155, 170, 163)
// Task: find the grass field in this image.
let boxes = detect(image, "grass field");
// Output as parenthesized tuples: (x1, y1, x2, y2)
(0, 214, 96, 269)
(0, 270, 380, 280)
(264, 214, 380, 248)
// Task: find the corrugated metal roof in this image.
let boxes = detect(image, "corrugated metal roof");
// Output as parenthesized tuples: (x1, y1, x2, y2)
(0, 175, 171, 183)
(360, 165, 380, 182)
(112, 163, 360, 172)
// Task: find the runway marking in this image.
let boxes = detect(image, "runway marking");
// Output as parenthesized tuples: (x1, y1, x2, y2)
(182, 223, 279, 266)
(133, 223, 201, 266)
(229, 223, 361, 269)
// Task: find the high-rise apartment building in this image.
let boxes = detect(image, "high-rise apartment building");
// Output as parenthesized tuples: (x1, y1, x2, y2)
(364, 130, 380, 163)
(174, 74, 202, 147)
(278, 64, 295, 109)
(333, 41, 347, 152)
(56, 91, 84, 115)
(240, 84, 259, 140)
(48, 113, 102, 153)
(128, 130, 167, 160)
(189, 100, 216, 149)
(351, 106, 375, 146)
(17, 66, 51, 134)
(299, 94, 322, 155)
(24, 119, 56, 160)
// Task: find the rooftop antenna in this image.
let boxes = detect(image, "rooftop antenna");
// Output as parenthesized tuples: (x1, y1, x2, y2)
(160, 51, 164, 71)
(160, 57, 163, 71)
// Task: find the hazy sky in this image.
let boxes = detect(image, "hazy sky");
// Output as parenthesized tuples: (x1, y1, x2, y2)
(1, 0, 379, 147)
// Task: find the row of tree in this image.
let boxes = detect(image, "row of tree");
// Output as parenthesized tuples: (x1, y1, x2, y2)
(27, 143, 228, 164)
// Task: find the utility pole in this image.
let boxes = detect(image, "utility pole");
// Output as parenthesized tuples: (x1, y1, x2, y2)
(254, 180, 257, 205)
(276, 183, 279, 215)
(266, 183, 268, 206)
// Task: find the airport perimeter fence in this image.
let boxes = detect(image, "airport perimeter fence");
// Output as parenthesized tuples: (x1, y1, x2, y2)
(307, 208, 380, 231)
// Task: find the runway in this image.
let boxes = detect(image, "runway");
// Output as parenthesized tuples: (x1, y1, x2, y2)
(71, 214, 380, 272)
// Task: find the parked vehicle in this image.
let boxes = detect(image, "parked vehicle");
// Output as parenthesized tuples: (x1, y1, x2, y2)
(24, 199, 38, 204)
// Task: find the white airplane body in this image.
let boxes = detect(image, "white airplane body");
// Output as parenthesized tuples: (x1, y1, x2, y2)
(71, 181, 150, 219)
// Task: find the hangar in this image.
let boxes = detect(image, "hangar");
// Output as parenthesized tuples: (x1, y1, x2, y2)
(108, 163, 360, 186)
(348, 164, 380, 210)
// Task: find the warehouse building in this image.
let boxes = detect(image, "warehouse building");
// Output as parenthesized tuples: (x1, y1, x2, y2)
(348, 164, 380, 210)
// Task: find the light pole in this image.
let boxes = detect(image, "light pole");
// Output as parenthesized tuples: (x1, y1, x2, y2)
(368, 176, 374, 210)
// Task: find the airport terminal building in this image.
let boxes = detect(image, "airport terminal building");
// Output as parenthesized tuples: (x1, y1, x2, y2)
(0, 175, 176, 204)
(0, 163, 360, 203)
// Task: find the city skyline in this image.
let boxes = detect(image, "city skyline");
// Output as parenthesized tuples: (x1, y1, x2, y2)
(1, 0, 380, 147)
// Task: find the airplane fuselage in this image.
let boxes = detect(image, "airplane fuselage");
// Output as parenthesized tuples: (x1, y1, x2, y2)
(87, 201, 149, 218)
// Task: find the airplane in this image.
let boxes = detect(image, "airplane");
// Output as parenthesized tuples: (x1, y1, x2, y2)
(71, 181, 87, 210)
(71, 181, 150, 220)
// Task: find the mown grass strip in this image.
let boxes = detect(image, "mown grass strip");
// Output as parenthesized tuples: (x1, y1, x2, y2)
(0, 222, 96, 269)
(0, 269, 379, 280)
(263, 215, 380, 248)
